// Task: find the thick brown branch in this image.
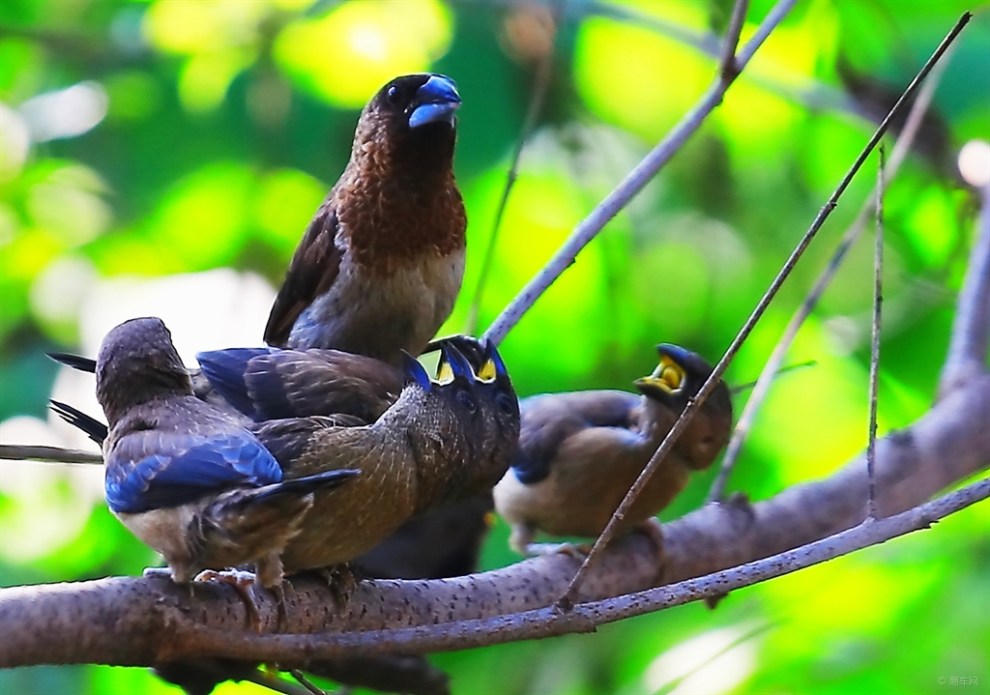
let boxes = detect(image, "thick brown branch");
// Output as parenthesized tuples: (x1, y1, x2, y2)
(2, 373, 987, 668)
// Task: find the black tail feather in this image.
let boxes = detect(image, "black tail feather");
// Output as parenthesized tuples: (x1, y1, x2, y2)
(50, 400, 107, 445)
(48, 352, 97, 373)
(256, 468, 360, 501)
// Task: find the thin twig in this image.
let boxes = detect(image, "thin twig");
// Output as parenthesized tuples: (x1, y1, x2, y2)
(289, 670, 328, 695)
(171, 476, 990, 659)
(728, 360, 817, 395)
(653, 621, 776, 695)
(559, 12, 973, 607)
(940, 181, 990, 397)
(867, 145, 886, 521)
(706, 41, 954, 503)
(719, 0, 750, 80)
(0, 444, 102, 465)
(245, 670, 318, 695)
(464, 37, 554, 334)
(482, 0, 799, 345)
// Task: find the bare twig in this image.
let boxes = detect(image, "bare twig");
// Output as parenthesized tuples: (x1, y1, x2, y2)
(247, 670, 318, 695)
(289, 670, 328, 695)
(0, 444, 102, 465)
(559, 12, 973, 607)
(482, 0, 798, 345)
(940, 182, 990, 397)
(706, 53, 951, 503)
(867, 146, 886, 521)
(464, 38, 554, 334)
(653, 622, 776, 695)
(719, 0, 749, 80)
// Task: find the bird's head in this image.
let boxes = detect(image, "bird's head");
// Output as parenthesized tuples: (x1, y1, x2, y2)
(633, 344, 733, 470)
(373, 73, 461, 131)
(95, 317, 193, 424)
(352, 73, 461, 177)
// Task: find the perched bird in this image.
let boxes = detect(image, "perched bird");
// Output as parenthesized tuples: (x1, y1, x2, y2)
(256, 342, 518, 574)
(86, 317, 359, 591)
(264, 73, 467, 365)
(48, 337, 517, 579)
(350, 338, 519, 579)
(493, 344, 732, 555)
(51, 338, 514, 695)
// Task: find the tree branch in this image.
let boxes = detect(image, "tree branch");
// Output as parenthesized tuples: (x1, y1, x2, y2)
(3, 370, 987, 667)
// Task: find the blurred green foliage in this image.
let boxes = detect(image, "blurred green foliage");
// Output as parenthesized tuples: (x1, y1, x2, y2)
(1, 1, 988, 693)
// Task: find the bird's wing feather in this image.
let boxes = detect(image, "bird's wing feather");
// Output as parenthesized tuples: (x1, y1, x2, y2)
(105, 431, 282, 514)
(263, 202, 343, 347)
(250, 416, 362, 473)
(512, 391, 641, 485)
(196, 348, 279, 419)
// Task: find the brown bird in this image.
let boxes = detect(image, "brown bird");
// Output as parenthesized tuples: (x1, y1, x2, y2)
(493, 344, 732, 555)
(251, 342, 518, 574)
(48, 338, 514, 580)
(264, 73, 466, 365)
(84, 317, 359, 590)
(355, 337, 519, 579)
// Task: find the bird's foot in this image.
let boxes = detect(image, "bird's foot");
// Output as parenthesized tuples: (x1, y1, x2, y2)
(142, 566, 175, 581)
(194, 568, 263, 631)
(524, 542, 591, 559)
(269, 581, 291, 632)
(635, 518, 667, 585)
(313, 564, 359, 608)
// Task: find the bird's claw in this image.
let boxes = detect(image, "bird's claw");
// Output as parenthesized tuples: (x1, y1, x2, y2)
(142, 566, 175, 581)
(636, 518, 667, 585)
(524, 542, 591, 559)
(313, 564, 359, 608)
(193, 568, 264, 631)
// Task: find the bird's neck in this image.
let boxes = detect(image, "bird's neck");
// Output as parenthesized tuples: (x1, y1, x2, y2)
(97, 366, 192, 425)
(637, 396, 681, 450)
(375, 396, 471, 513)
(337, 133, 465, 265)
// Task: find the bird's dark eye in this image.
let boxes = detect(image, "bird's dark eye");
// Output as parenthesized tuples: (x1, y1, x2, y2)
(495, 392, 516, 415)
(386, 85, 401, 104)
(456, 389, 478, 414)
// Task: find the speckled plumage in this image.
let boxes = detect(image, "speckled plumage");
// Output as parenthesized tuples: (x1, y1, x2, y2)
(253, 344, 519, 574)
(493, 344, 732, 554)
(264, 74, 466, 365)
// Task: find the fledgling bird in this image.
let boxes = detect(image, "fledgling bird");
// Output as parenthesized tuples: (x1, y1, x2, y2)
(252, 343, 518, 575)
(88, 317, 359, 591)
(349, 338, 519, 579)
(264, 73, 467, 365)
(493, 344, 732, 555)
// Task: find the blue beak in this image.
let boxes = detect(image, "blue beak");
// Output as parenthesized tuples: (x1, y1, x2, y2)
(408, 74, 461, 129)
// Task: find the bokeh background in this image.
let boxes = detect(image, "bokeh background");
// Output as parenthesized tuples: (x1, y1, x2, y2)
(1, 1, 988, 693)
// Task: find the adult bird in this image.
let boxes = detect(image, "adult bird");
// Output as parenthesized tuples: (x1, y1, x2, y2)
(493, 344, 733, 555)
(264, 73, 467, 366)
